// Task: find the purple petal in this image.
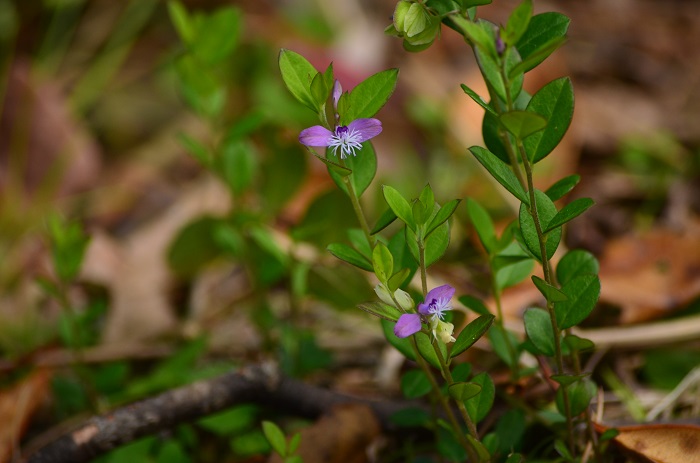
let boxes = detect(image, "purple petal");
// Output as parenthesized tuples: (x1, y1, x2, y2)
(347, 118, 382, 142)
(299, 126, 334, 147)
(418, 284, 455, 315)
(394, 313, 422, 338)
(332, 80, 342, 109)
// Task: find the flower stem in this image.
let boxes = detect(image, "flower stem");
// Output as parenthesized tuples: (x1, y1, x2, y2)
(338, 159, 375, 246)
(518, 141, 575, 453)
(418, 240, 482, 460)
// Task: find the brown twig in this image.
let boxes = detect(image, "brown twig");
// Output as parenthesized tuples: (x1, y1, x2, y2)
(22, 363, 417, 463)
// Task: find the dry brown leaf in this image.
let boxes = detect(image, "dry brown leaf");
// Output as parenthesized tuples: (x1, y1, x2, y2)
(80, 177, 230, 343)
(598, 227, 700, 324)
(268, 404, 381, 463)
(493, 224, 700, 327)
(596, 423, 700, 463)
(0, 370, 51, 463)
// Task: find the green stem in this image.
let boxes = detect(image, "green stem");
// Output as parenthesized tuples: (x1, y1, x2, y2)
(489, 259, 520, 379)
(418, 241, 481, 461)
(338, 159, 375, 246)
(519, 142, 575, 453)
(418, 239, 428, 297)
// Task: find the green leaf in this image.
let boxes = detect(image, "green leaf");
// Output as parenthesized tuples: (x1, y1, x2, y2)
(523, 77, 574, 163)
(262, 421, 287, 457)
(475, 46, 506, 102)
(343, 69, 399, 123)
(459, 295, 491, 316)
(347, 229, 371, 260)
(327, 141, 377, 197)
(555, 274, 600, 329)
(557, 378, 596, 416)
(545, 174, 580, 201)
(494, 241, 534, 290)
(499, 110, 547, 139)
(371, 207, 398, 235)
(426, 199, 461, 239)
(168, 217, 223, 277)
(448, 382, 482, 401)
(175, 55, 226, 117)
(326, 243, 373, 271)
(305, 146, 351, 176)
(383, 185, 416, 231)
(198, 404, 258, 435)
(494, 410, 526, 456)
(531, 275, 567, 302)
(556, 249, 599, 286)
(388, 268, 411, 292)
(550, 373, 588, 387)
(451, 16, 496, 56)
(504, 0, 532, 46)
(413, 186, 434, 226)
(495, 255, 534, 290)
(466, 198, 497, 253)
(451, 314, 495, 358)
(523, 307, 556, 356)
(177, 132, 211, 167)
(219, 139, 257, 195)
(168, 1, 194, 43)
(509, 36, 566, 78)
(516, 12, 570, 70)
(461, 83, 497, 117)
(488, 325, 520, 367)
(406, 218, 450, 267)
(381, 318, 416, 362)
(249, 225, 289, 268)
(289, 433, 301, 455)
(554, 439, 573, 460)
(279, 49, 318, 111)
(544, 197, 594, 233)
(191, 7, 241, 64)
(310, 71, 330, 111)
(357, 302, 401, 322)
(464, 372, 495, 423)
(564, 334, 595, 353)
(518, 189, 560, 261)
(372, 242, 394, 284)
(390, 407, 431, 427)
(401, 370, 432, 398)
(469, 146, 529, 205)
(503, 46, 525, 100)
(416, 331, 445, 369)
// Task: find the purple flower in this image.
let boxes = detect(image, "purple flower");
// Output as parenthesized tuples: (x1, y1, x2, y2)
(298, 80, 382, 159)
(393, 284, 455, 338)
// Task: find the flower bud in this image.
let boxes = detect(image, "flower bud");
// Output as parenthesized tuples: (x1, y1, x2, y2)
(393, 0, 412, 33)
(431, 319, 456, 344)
(374, 283, 394, 306)
(394, 288, 414, 311)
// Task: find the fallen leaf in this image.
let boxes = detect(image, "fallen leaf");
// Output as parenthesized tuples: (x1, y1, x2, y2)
(597, 227, 700, 324)
(80, 177, 230, 343)
(0, 370, 51, 463)
(595, 422, 700, 463)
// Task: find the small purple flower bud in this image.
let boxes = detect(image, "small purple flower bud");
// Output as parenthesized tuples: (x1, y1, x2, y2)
(496, 31, 505, 55)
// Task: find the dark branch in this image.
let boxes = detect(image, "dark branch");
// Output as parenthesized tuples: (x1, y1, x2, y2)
(23, 363, 415, 463)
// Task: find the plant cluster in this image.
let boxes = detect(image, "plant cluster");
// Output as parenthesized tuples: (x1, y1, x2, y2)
(276, 0, 606, 460)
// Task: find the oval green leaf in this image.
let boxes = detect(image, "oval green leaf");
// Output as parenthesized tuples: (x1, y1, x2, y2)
(523, 77, 574, 163)
(451, 314, 495, 358)
(556, 249, 599, 286)
(523, 307, 556, 356)
(554, 274, 601, 329)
